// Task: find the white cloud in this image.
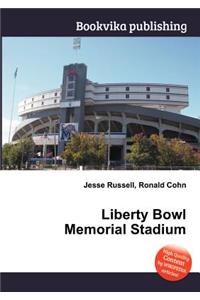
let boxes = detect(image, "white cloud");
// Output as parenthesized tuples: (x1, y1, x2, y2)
(2, 117, 20, 145)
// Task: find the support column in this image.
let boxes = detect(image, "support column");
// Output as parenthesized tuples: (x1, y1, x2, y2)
(48, 117, 53, 133)
(107, 113, 111, 169)
(29, 124, 34, 136)
(123, 138, 127, 168)
(93, 113, 98, 133)
(122, 113, 126, 134)
(179, 122, 182, 138)
(122, 113, 127, 166)
(158, 118, 162, 136)
(94, 121, 98, 133)
(198, 129, 200, 144)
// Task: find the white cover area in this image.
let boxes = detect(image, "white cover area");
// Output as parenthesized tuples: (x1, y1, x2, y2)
(0, 171, 199, 273)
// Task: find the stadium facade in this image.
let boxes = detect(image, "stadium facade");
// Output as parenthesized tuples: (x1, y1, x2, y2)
(12, 63, 200, 163)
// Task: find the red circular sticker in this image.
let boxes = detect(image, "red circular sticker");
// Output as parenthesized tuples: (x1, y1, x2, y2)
(155, 245, 192, 281)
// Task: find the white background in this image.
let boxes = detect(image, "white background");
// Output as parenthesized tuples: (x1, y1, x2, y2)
(0, 171, 199, 272)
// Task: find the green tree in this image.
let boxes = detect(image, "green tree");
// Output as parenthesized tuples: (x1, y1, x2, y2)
(150, 135, 199, 167)
(2, 143, 13, 169)
(127, 133, 159, 166)
(61, 133, 106, 167)
(150, 134, 176, 166)
(2, 137, 34, 169)
(169, 138, 199, 166)
(127, 133, 200, 167)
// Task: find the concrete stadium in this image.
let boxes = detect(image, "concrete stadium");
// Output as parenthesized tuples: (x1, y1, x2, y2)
(12, 63, 200, 165)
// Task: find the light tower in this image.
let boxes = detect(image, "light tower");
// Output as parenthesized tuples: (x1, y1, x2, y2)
(8, 67, 18, 143)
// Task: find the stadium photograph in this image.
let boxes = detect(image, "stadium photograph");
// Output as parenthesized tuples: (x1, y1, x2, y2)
(2, 37, 200, 169)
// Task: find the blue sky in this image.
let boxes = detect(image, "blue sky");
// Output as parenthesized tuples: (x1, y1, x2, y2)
(2, 37, 200, 143)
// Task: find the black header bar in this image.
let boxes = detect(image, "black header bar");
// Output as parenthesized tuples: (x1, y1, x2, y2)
(1, 8, 200, 37)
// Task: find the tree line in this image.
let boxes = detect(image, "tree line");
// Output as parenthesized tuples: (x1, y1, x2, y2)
(2, 133, 200, 169)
